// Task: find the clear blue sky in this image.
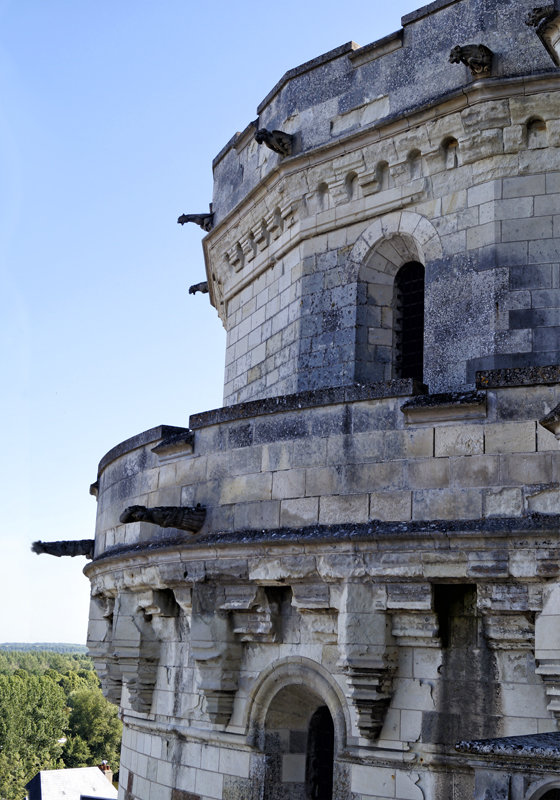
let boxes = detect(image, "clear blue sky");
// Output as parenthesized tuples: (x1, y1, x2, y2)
(0, 0, 421, 643)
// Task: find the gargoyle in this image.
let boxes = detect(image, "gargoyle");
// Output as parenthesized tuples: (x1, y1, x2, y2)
(119, 504, 206, 533)
(189, 281, 209, 295)
(254, 128, 294, 157)
(449, 44, 493, 76)
(526, 5, 556, 26)
(177, 213, 214, 232)
(32, 540, 95, 559)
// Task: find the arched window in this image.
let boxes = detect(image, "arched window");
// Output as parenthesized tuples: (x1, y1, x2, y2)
(376, 161, 391, 190)
(408, 149, 422, 179)
(317, 182, 330, 212)
(541, 792, 560, 799)
(442, 137, 459, 169)
(393, 261, 425, 381)
(345, 171, 359, 201)
(305, 706, 334, 800)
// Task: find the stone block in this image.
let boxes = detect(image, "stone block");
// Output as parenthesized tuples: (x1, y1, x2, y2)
(219, 473, 272, 504)
(502, 174, 545, 198)
(484, 422, 536, 454)
(435, 425, 483, 457)
(451, 455, 499, 487)
(280, 497, 319, 526)
(219, 747, 250, 779)
(305, 466, 342, 496)
(271, 469, 306, 499)
(234, 500, 280, 530)
(369, 491, 412, 521)
(407, 459, 450, 489)
(385, 429, 434, 459)
(501, 453, 551, 485)
(527, 486, 560, 514)
(194, 768, 223, 799)
(319, 494, 369, 524)
(502, 216, 553, 242)
(351, 764, 396, 797)
(484, 487, 523, 517)
(412, 488, 483, 520)
(344, 461, 405, 492)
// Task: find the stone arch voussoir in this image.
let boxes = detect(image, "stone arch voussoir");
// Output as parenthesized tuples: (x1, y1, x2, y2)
(244, 656, 350, 750)
(347, 210, 442, 282)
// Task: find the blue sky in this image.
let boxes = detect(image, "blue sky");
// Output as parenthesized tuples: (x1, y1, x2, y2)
(0, 0, 420, 643)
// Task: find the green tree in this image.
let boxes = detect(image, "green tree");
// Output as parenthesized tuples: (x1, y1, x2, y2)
(0, 673, 67, 800)
(63, 687, 122, 773)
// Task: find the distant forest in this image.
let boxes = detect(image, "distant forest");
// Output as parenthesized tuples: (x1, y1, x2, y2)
(0, 650, 121, 800)
(0, 643, 87, 654)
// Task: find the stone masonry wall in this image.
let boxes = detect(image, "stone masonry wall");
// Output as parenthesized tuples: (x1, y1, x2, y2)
(205, 86, 560, 405)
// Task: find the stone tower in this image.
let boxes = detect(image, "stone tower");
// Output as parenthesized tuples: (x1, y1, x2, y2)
(85, 1, 560, 798)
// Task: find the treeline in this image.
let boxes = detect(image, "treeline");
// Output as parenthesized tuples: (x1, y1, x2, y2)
(0, 652, 122, 800)
(0, 643, 87, 654)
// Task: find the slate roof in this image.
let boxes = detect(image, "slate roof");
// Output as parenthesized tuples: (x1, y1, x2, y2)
(25, 767, 118, 800)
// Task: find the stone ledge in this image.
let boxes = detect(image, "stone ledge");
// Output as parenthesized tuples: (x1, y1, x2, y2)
(477, 365, 560, 389)
(97, 425, 189, 476)
(90, 513, 560, 564)
(401, 0, 461, 26)
(189, 381, 427, 430)
(456, 732, 560, 760)
(401, 391, 486, 423)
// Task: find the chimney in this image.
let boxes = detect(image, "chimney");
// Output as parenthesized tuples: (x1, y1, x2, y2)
(98, 761, 114, 785)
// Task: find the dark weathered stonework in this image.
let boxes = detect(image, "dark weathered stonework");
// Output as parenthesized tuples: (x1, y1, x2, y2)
(85, 0, 560, 797)
(188, 281, 209, 295)
(177, 213, 214, 232)
(449, 44, 494, 75)
(254, 128, 293, 157)
(119, 504, 206, 533)
(526, 5, 556, 27)
(32, 539, 95, 559)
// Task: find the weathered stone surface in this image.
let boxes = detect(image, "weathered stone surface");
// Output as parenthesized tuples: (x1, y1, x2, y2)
(86, 0, 560, 797)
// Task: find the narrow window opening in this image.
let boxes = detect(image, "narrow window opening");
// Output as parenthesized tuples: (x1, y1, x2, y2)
(376, 161, 390, 191)
(345, 171, 359, 201)
(305, 706, 334, 800)
(527, 117, 547, 149)
(317, 182, 329, 211)
(433, 584, 477, 649)
(442, 137, 459, 169)
(393, 261, 424, 382)
(408, 149, 422, 179)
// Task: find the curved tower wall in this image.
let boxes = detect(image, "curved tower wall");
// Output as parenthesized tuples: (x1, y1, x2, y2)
(86, 1, 560, 798)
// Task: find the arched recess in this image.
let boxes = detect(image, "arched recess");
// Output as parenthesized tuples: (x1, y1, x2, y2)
(244, 657, 350, 800)
(526, 778, 560, 800)
(348, 211, 441, 384)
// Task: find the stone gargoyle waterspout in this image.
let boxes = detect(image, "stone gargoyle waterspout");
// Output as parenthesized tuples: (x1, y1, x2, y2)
(119, 504, 206, 533)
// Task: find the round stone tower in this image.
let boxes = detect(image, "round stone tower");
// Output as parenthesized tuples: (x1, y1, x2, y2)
(86, 1, 560, 798)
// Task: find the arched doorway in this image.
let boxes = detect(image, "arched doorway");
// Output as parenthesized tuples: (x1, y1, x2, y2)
(262, 685, 335, 800)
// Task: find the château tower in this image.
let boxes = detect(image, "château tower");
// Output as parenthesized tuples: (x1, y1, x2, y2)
(85, 1, 560, 797)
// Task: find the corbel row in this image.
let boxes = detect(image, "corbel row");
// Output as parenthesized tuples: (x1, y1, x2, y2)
(88, 578, 560, 735)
